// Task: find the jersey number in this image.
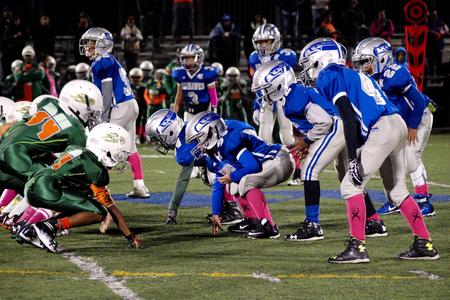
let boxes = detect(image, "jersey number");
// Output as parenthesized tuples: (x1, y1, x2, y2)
(51, 153, 74, 170)
(187, 91, 199, 105)
(358, 73, 386, 105)
(383, 64, 401, 79)
(26, 111, 70, 141)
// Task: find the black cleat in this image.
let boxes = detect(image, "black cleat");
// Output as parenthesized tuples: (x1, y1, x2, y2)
(397, 236, 439, 260)
(284, 220, 324, 241)
(365, 219, 388, 238)
(32, 221, 59, 253)
(228, 218, 258, 234)
(328, 238, 369, 264)
(206, 202, 244, 225)
(166, 210, 177, 225)
(245, 218, 280, 239)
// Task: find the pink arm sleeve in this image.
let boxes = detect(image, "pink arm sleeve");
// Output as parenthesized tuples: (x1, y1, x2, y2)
(208, 84, 218, 108)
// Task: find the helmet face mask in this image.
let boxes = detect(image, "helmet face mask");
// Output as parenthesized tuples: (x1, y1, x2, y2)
(179, 44, 204, 72)
(145, 109, 183, 155)
(252, 24, 281, 58)
(79, 28, 114, 60)
(251, 61, 296, 109)
(86, 123, 131, 172)
(352, 37, 393, 76)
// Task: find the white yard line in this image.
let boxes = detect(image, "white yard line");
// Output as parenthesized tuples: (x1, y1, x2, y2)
(63, 252, 142, 300)
(409, 270, 443, 280)
(252, 271, 281, 283)
(141, 154, 172, 158)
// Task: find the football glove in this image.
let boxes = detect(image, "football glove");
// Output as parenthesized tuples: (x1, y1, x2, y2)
(348, 159, 363, 187)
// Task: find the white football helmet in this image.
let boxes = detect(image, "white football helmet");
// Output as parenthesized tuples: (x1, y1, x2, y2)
(129, 67, 144, 80)
(352, 37, 393, 75)
(154, 68, 166, 81)
(252, 23, 281, 57)
(58, 79, 103, 129)
(8, 101, 31, 122)
(179, 44, 204, 71)
(0, 97, 16, 122)
(75, 62, 91, 80)
(225, 66, 241, 82)
(21, 45, 35, 59)
(139, 60, 154, 77)
(29, 94, 59, 116)
(79, 27, 114, 60)
(251, 61, 296, 108)
(185, 111, 226, 158)
(298, 37, 346, 82)
(86, 123, 131, 171)
(11, 59, 23, 73)
(145, 109, 184, 155)
(46, 56, 56, 71)
(211, 62, 224, 76)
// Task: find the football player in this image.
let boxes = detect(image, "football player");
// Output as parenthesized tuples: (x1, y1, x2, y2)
(22, 123, 141, 252)
(248, 23, 301, 186)
(185, 112, 295, 239)
(252, 60, 387, 241)
(353, 37, 435, 217)
(221, 67, 248, 122)
(79, 27, 150, 198)
(145, 109, 243, 225)
(300, 37, 438, 262)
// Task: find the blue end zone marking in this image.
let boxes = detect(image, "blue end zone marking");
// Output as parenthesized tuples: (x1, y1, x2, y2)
(114, 190, 450, 207)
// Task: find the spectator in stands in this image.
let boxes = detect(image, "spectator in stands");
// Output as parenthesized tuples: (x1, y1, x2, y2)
(0, 6, 15, 79)
(121, 16, 143, 71)
(311, 0, 330, 32)
(74, 12, 91, 64)
(3, 15, 29, 79)
(332, 0, 367, 47)
(394, 47, 408, 68)
(33, 15, 55, 62)
(427, 10, 449, 76)
(243, 12, 267, 62)
(370, 9, 394, 42)
(315, 10, 338, 40)
(172, 0, 194, 43)
(208, 14, 241, 70)
(276, 0, 300, 48)
(13, 46, 45, 101)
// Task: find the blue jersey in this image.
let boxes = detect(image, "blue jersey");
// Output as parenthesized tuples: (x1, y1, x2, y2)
(316, 64, 397, 139)
(248, 48, 297, 72)
(377, 63, 428, 129)
(172, 65, 218, 114)
(207, 120, 281, 215)
(91, 54, 134, 105)
(284, 83, 337, 135)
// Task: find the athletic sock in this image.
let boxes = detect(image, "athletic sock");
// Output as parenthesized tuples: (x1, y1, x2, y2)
(236, 196, 259, 219)
(245, 188, 274, 225)
(346, 194, 366, 241)
(0, 189, 18, 207)
(399, 196, 430, 240)
(128, 152, 144, 181)
(304, 180, 320, 223)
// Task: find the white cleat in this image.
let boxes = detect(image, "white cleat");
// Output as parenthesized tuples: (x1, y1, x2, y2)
(99, 212, 113, 234)
(287, 178, 303, 186)
(126, 186, 150, 198)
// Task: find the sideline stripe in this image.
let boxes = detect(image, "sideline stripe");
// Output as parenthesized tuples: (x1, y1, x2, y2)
(0, 269, 424, 281)
(62, 253, 142, 300)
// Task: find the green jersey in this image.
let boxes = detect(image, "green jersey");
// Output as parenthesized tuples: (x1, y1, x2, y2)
(0, 97, 86, 159)
(45, 145, 109, 188)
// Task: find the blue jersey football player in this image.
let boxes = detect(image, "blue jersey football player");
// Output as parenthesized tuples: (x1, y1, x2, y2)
(300, 37, 438, 263)
(172, 44, 219, 121)
(79, 27, 149, 198)
(353, 37, 435, 217)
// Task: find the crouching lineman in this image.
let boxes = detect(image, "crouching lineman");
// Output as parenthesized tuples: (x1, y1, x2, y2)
(185, 112, 295, 239)
(22, 123, 141, 252)
(251, 60, 387, 241)
(300, 37, 438, 262)
(353, 37, 435, 216)
(145, 109, 244, 225)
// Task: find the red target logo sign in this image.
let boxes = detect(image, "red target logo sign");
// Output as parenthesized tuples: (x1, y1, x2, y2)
(404, 0, 428, 24)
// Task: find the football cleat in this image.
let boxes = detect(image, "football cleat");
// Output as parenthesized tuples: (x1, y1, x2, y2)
(166, 209, 177, 225)
(245, 218, 280, 239)
(328, 238, 369, 264)
(10, 220, 26, 239)
(16, 224, 45, 249)
(414, 194, 435, 217)
(2, 215, 18, 230)
(32, 221, 59, 253)
(376, 202, 399, 215)
(397, 236, 439, 260)
(126, 186, 150, 198)
(365, 219, 388, 238)
(206, 207, 244, 226)
(190, 167, 201, 179)
(228, 218, 258, 234)
(287, 178, 303, 186)
(284, 220, 324, 241)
